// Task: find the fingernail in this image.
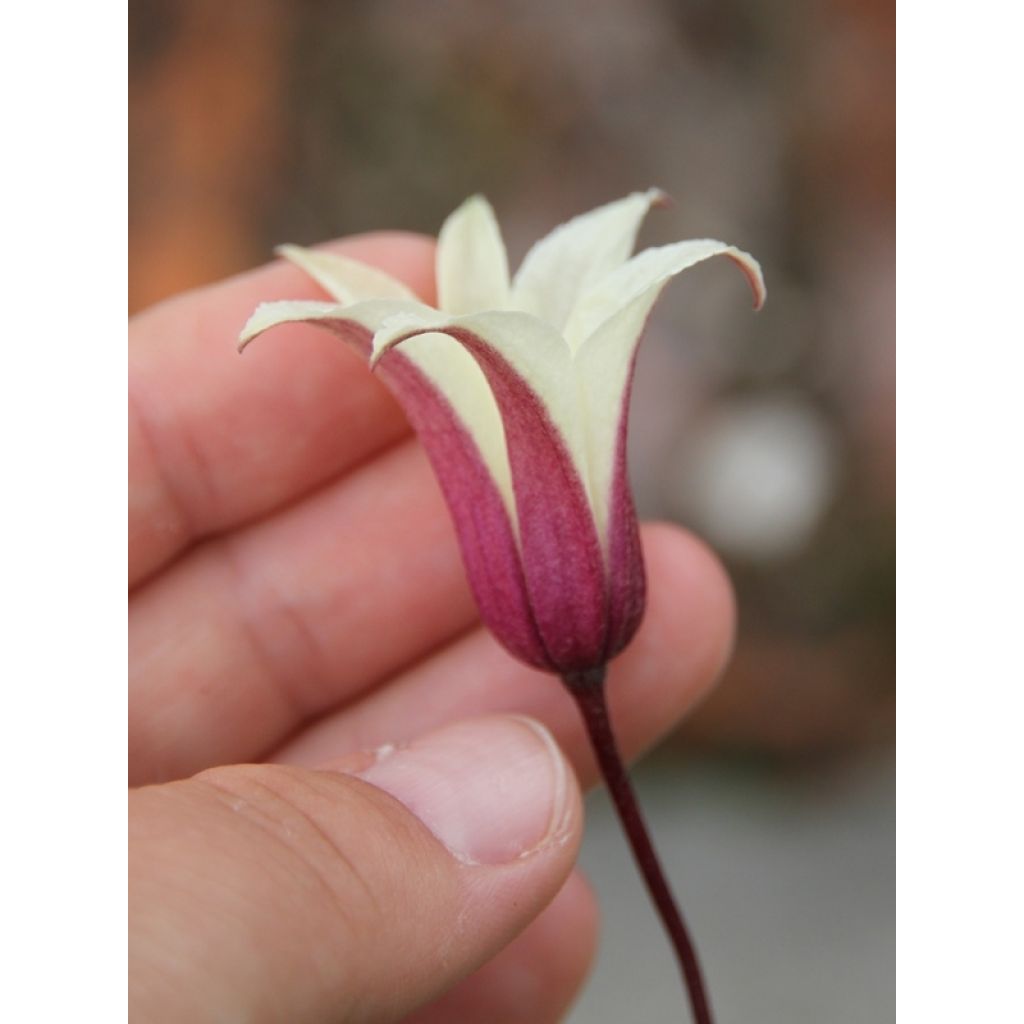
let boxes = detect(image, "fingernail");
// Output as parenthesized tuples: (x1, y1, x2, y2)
(351, 716, 572, 865)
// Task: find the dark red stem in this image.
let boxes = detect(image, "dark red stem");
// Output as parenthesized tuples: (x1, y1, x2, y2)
(563, 665, 714, 1024)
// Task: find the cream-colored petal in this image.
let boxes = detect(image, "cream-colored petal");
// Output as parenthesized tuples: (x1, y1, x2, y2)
(373, 311, 615, 666)
(395, 329, 517, 528)
(566, 238, 765, 351)
(275, 245, 418, 303)
(237, 298, 429, 352)
(436, 195, 510, 315)
(373, 310, 590, 513)
(574, 240, 765, 549)
(236, 298, 515, 542)
(510, 189, 665, 331)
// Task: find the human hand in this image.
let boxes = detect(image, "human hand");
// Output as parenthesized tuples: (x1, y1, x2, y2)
(128, 233, 735, 1023)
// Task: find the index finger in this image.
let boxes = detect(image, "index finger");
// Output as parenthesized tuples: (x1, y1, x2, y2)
(128, 232, 436, 588)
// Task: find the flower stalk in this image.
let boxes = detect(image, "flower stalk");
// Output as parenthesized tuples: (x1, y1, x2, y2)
(563, 665, 714, 1024)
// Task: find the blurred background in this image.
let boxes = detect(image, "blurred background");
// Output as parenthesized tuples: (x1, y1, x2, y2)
(130, 1, 894, 1019)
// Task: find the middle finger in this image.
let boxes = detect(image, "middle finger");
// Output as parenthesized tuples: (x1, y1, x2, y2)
(273, 523, 736, 788)
(129, 440, 476, 785)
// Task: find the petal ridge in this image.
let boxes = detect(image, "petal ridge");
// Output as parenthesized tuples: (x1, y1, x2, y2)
(375, 314, 610, 671)
(238, 299, 427, 352)
(510, 189, 664, 331)
(235, 303, 547, 668)
(572, 239, 765, 560)
(275, 244, 418, 303)
(567, 239, 765, 350)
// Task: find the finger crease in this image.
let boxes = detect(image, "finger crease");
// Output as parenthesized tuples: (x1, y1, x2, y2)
(129, 388, 196, 582)
(214, 535, 331, 725)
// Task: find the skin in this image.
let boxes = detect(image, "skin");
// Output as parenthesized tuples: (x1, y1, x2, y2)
(128, 232, 736, 1023)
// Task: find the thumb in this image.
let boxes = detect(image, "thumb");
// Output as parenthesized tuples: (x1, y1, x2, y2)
(129, 715, 582, 1023)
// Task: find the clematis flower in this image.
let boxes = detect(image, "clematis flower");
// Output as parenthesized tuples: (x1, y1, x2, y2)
(239, 191, 764, 676)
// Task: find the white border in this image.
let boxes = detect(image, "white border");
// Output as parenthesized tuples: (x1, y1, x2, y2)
(1, 4, 125, 1019)
(898, 2, 1024, 1019)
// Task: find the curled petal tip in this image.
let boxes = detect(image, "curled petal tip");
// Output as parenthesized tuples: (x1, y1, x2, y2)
(370, 312, 445, 369)
(236, 301, 289, 353)
(368, 324, 407, 370)
(237, 309, 267, 353)
(647, 187, 673, 210)
(724, 248, 767, 311)
(237, 299, 347, 353)
(272, 242, 313, 269)
(747, 263, 767, 311)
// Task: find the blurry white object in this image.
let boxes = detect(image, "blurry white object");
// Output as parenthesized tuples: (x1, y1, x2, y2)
(674, 396, 837, 562)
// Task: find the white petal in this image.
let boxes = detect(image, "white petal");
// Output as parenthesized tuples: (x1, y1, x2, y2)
(322, 306, 511, 528)
(399, 339, 517, 526)
(236, 298, 514, 539)
(510, 189, 665, 331)
(373, 310, 590, 514)
(276, 244, 418, 303)
(567, 238, 765, 350)
(237, 298, 429, 352)
(237, 299, 514, 530)
(436, 195, 510, 315)
(375, 310, 615, 667)
(574, 239, 766, 547)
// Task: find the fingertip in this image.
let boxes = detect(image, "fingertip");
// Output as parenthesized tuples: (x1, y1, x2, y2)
(405, 869, 599, 1024)
(552, 870, 601, 987)
(641, 520, 737, 688)
(506, 871, 600, 1021)
(601, 523, 737, 759)
(350, 714, 582, 868)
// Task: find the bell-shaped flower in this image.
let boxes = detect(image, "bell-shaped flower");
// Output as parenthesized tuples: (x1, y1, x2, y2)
(240, 192, 764, 675)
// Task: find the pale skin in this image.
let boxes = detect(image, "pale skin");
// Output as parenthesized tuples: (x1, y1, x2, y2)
(128, 232, 736, 1023)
